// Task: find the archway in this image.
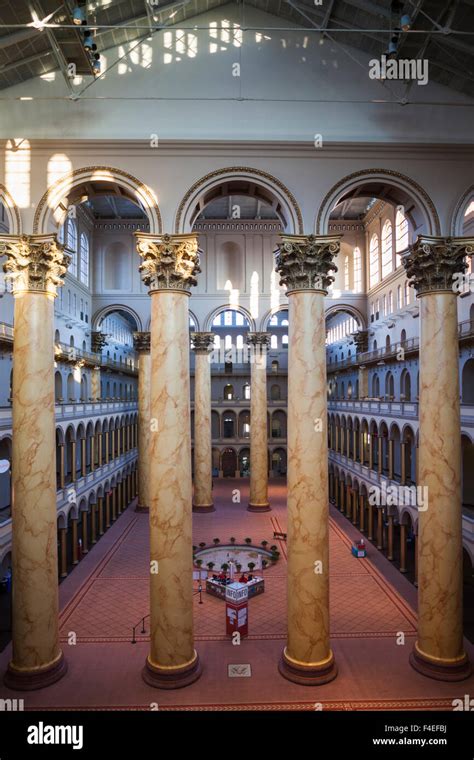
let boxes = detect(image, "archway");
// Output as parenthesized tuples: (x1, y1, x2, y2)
(175, 167, 303, 234)
(33, 166, 162, 235)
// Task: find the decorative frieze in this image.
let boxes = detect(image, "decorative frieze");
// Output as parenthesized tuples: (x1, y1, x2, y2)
(0, 234, 70, 296)
(136, 233, 201, 293)
(403, 236, 474, 296)
(275, 234, 340, 294)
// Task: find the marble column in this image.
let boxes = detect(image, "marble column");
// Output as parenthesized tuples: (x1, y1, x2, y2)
(98, 496, 104, 536)
(359, 493, 365, 532)
(376, 508, 383, 550)
(276, 233, 339, 685)
(59, 528, 67, 579)
(387, 514, 394, 560)
(400, 524, 407, 573)
(91, 367, 101, 402)
(136, 232, 202, 688)
(358, 365, 368, 399)
(192, 332, 215, 513)
(247, 332, 271, 512)
(403, 236, 472, 680)
(81, 512, 88, 554)
(71, 518, 79, 565)
(0, 233, 69, 689)
(105, 491, 111, 528)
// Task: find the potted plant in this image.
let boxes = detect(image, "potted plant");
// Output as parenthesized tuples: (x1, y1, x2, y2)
(261, 540, 268, 549)
(207, 561, 215, 571)
(192, 545, 197, 552)
(247, 562, 256, 573)
(244, 537, 252, 545)
(213, 537, 220, 545)
(230, 537, 236, 544)
(199, 542, 206, 549)
(271, 551, 280, 562)
(270, 545, 278, 552)
(196, 559, 203, 568)
(262, 559, 268, 571)
(236, 563, 242, 573)
(221, 563, 229, 575)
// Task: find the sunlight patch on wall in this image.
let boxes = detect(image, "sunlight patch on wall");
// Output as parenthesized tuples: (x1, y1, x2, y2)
(250, 271, 259, 319)
(224, 279, 240, 308)
(270, 269, 281, 312)
(5, 139, 30, 209)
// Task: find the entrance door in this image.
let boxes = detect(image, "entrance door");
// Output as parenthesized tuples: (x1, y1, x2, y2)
(221, 449, 237, 477)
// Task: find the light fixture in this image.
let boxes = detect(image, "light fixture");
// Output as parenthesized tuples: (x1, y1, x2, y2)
(400, 14, 412, 31)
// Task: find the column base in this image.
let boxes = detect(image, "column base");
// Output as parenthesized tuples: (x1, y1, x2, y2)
(409, 642, 472, 682)
(247, 502, 271, 512)
(4, 650, 67, 691)
(142, 651, 202, 690)
(278, 647, 338, 686)
(135, 504, 149, 513)
(192, 503, 215, 513)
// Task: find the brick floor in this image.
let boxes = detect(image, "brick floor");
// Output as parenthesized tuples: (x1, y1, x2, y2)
(1, 478, 473, 711)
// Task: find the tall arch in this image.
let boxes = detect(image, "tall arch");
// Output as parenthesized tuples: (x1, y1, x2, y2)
(451, 185, 474, 235)
(204, 304, 256, 332)
(316, 169, 441, 236)
(92, 305, 143, 333)
(33, 166, 162, 235)
(174, 166, 303, 234)
(0, 184, 22, 234)
(324, 304, 366, 330)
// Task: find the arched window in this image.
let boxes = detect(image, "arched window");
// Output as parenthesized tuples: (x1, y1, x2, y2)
(369, 234, 379, 288)
(79, 233, 89, 286)
(397, 285, 402, 309)
(271, 334, 278, 349)
(214, 335, 221, 349)
(395, 208, 409, 255)
(282, 335, 288, 347)
(388, 290, 393, 313)
(67, 220, 77, 277)
(57, 224, 64, 244)
(353, 247, 362, 292)
(381, 220, 393, 278)
(243, 383, 250, 400)
(344, 255, 350, 290)
(236, 334, 244, 349)
(225, 334, 232, 349)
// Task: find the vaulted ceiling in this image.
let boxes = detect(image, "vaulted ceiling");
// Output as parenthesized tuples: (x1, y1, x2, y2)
(0, 0, 473, 97)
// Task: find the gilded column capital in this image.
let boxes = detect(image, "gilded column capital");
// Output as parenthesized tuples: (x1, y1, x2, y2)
(133, 332, 151, 353)
(246, 332, 271, 349)
(402, 235, 474, 296)
(0, 234, 70, 296)
(275, 234, 340, 294)
(191, 332, 215, 353)
(135, 232, 201, 293)
(352, 329, 369, 353)
(91, 331, 108, 353)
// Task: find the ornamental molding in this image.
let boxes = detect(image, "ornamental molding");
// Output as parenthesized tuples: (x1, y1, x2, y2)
(246, 332, 271, 348)
(33, 166, 162, 234)
(174, 166, 304, 234)
(451, 184, 474, 236)
(316, 169, 441, 236)
(276, 234, 340, 294)
(0, 234, 70, 295)
(91, 331, 108, 352)
(135, 232, 201, 293)
(403, 236, 474, 295)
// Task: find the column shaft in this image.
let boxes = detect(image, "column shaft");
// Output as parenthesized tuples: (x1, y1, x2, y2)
(247, 333, 271, 511)
(192, 334, 215, 512)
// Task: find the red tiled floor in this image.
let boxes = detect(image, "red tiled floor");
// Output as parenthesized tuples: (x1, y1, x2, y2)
(1, 478, 473, 710)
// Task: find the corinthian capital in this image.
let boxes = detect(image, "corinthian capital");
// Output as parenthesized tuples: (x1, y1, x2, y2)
(133, 332, 151, 353)
(0, 234, 70, 296)
(275, 234, 340, 294)
(135, 232, 201, 293)
(246, 332, 271, 349)
(191, 332, 215, 353)
(403, 236, 474, 296)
